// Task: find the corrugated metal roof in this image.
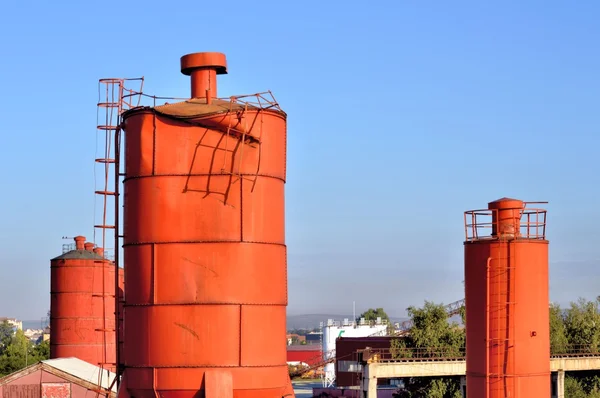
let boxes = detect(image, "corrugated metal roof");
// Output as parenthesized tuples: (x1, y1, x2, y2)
(51, 249, 104, 261)
(123, 98, 286, 121)
(42, 358, 117, 393)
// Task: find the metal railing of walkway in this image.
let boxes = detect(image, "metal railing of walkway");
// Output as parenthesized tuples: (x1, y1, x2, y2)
(360, 344, 600, 363)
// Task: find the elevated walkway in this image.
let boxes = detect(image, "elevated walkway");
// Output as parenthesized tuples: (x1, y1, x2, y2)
(360, 356, 600, 398)
(364, 355, 600, 377)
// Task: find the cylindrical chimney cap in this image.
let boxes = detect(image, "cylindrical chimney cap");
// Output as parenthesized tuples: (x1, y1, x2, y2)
(93, 247, 104, 258)
(488, 197, 524, 210)
(488, 197, 524, 238)
(74, 236, 86, 250)
(84, 242, 94, 252)
(180, 52, 228, 76)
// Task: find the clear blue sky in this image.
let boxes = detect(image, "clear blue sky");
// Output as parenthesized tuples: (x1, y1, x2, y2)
(0, 1, 598, 321)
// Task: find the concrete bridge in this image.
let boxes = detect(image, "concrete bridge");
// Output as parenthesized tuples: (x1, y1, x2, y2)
(359, 356, 600, 398)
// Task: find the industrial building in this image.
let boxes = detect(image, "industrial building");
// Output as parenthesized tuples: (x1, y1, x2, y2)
(0, 50, 295, 398)
(303, 199, 600, 398)
(321, 319, 389, 388)
(0, 357, 117, 397)
(1, 49, 593, 398)
(287, 345, 322, 368)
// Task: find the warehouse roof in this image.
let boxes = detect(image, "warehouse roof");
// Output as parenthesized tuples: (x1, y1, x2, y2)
(51, 249, 105, 261)
(0, 357, 117, 395)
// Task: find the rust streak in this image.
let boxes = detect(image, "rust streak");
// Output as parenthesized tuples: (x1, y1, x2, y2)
(174, 322, 200, 340)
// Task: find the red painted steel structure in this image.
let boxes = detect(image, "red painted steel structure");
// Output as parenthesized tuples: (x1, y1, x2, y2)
(94, 76, 145, 392)
(117, 268, 124, 371)
(335, 337, 394, 387)
(117, 52, 293, 397)
(50, 236, 118, 372)
(464, 198, 549, 398)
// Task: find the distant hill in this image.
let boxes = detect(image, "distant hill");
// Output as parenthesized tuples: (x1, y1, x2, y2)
(286, 314, 409, 330)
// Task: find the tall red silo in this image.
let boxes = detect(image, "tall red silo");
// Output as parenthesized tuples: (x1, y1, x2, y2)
(119, 52, 293, 397)
(50, 236, 118, 372)
(464, 198, 549, 397)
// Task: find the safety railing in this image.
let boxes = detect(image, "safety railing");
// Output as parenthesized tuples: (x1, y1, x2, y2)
(120, 90, 282, 113)
(323, 319, 389, 328)
(551, 344, 600, 358)
(62, 243, 75, 254)
(227, 91, 282, 112)
(363, 346, 466, 363)
(464, 207, 547, 241)
(355, 344, 600, 363)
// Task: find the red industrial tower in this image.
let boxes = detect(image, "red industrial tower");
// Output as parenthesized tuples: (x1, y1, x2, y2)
(114, 52, 293, 397)
(464, 198, 549, 397)
(50, 236, 117, 372)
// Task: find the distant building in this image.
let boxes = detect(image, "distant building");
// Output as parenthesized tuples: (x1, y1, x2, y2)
(43, 326, 50, 342)
(23, 329, 44, 342)
(0, 357, 117, 397)
(305, 332, 322, 345)
(0, 317, 22, 331)
(286, 334, 306, 345)
(287, 344, 322, 367)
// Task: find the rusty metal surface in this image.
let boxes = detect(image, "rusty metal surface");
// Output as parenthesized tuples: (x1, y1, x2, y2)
(117, 269, 124, 371)
(119, 52, 292, 397)
(41, 383, 70, 398)
(3, 384, 41, 398)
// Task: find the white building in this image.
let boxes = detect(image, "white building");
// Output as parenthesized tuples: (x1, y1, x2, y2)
(321, 317, 389, 387)
(0, 318, 22, 331)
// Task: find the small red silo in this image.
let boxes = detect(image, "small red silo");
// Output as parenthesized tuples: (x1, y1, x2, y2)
(118, 52, 292, 397)
(50, 236, 117, 372)
(464, 198, 550, 397)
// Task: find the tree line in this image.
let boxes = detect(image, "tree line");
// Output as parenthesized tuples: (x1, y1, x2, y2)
(386, 297, 600, 397)
(0, 321, 49, 377)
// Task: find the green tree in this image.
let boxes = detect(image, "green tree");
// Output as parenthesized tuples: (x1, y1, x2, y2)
(457, 305, 466, 327)
(33, 340, 50, 360)
(550, 303, 568, 354)
(565, 376, 589, 398)
(0, 321, 14, 351)
(564, 298, 600, 353)
(545, 298, 600, 397)
(357, 308, 391, 324)
(564, 372, 600, 398)
(357, 307, 394, 333)
(404, 301, 465, 358)
(0, 330, 49, 377)
(391, 301, 464, 397)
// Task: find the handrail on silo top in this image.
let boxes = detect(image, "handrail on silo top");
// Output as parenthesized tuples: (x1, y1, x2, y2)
(464, 207, 547, 241)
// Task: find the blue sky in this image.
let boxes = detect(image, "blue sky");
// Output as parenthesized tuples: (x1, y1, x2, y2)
(0, 1, 598, 320)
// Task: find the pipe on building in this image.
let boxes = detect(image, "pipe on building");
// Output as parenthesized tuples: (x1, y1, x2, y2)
(180, 52, 228, 101)
(74, 236, 86, 250)
(94, 247, 105, 258)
